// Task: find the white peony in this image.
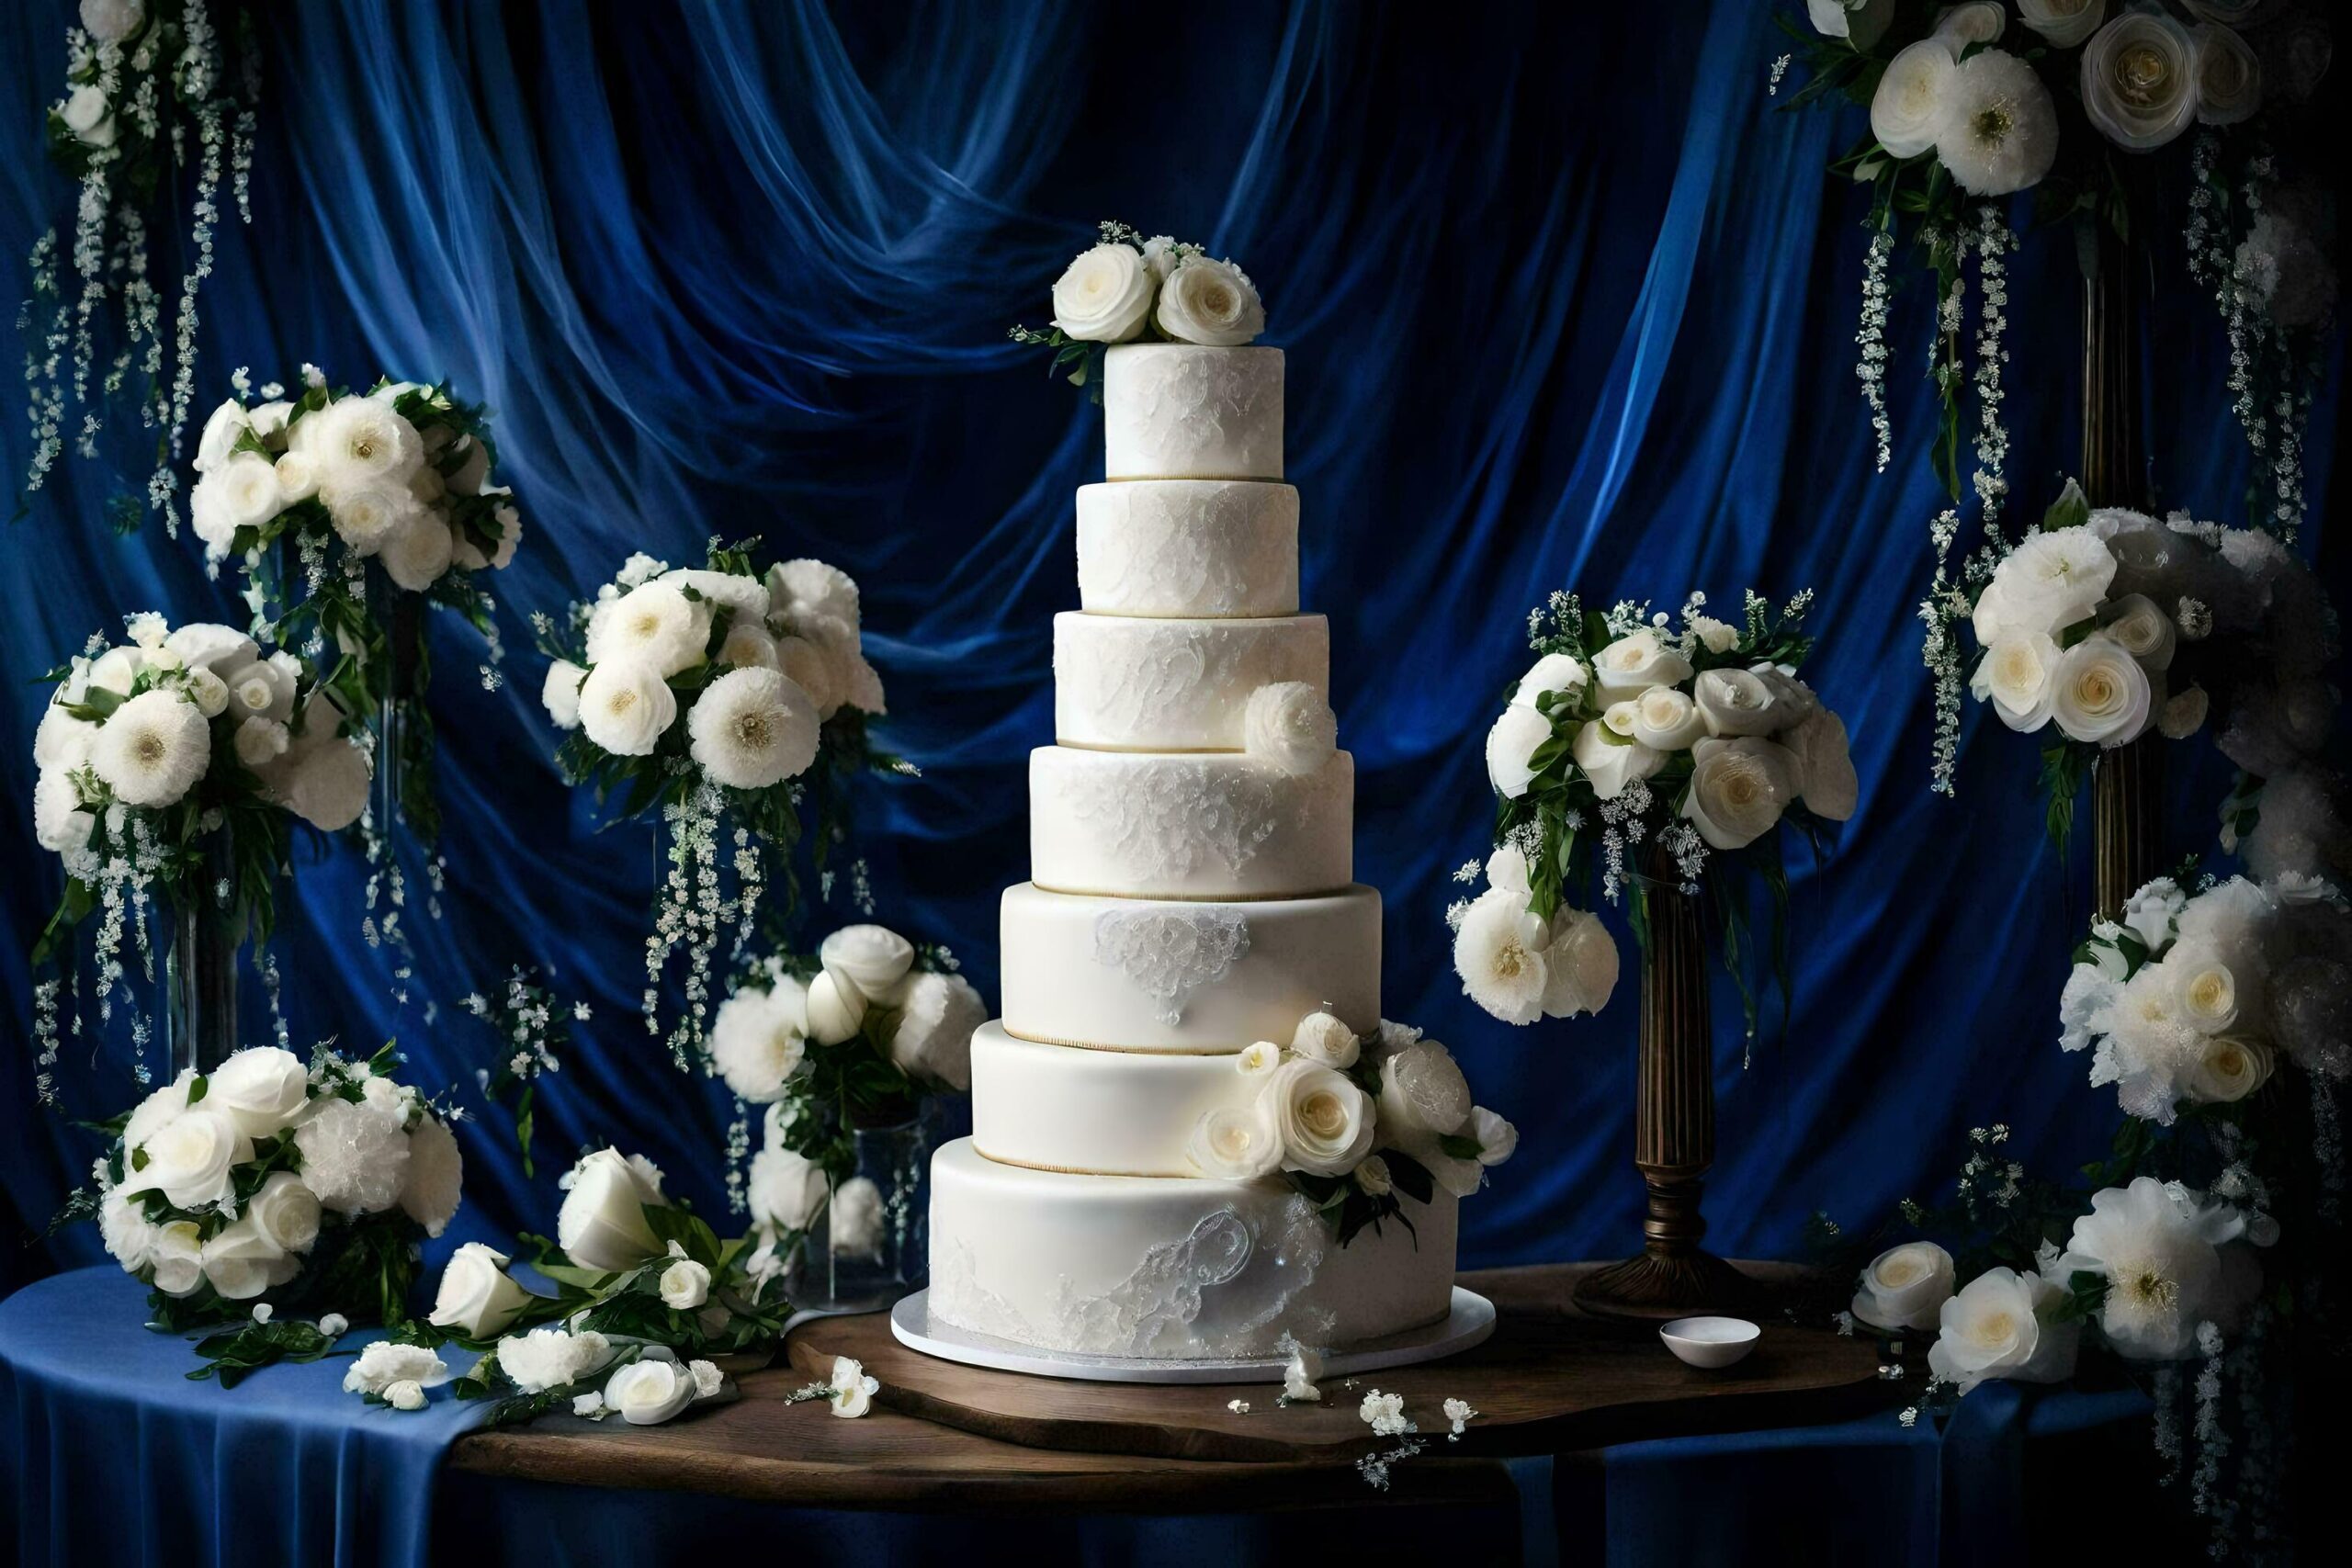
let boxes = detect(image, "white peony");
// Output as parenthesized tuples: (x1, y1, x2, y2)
(2193, 23, 2261, 126)
(1513, 652, 1588, 711)
(1872, 37, 1959, 159)
(820, 924, 917, 1006)
(300, 395, 424, 493)
(496, 1326, 613, 1394)
(81, 0, 148, 48)
(1631, 685, 1707, 752)
(1850, 1241, 1956, 1333)
(587, 582, 708, 678)
(293, 1097, 411, 1215)
(1540, 907, 1620, 1020)
(1050, 243, 1155, 343)
(1682, 736, 1798, 851)
(209, 1046, 311, 1137)
(401, 1115, 465, 1237)
(1291, 1011, 1360, 1071)
(1973, 631, 2062, 731)
(1376, 1037, 1475, 1156)
(1264, 1057, 1376, 1178)
(887, 971, 987, 1091)
(541, 660, 586, 730)
(2017, 0, 2106, 50)
(767, 558, 861, 629)
(2081, 10, 2199, 152)
(1935, 51, 2059, 196)
(1155, 256, 1266, 347)
(189, 453, 284, 557)
(343, 1339, 449, 1397)
(605, 1354, 696, 1427)
(1692, 668, 1783, 739)
(429, 1242, 534, 1338)
(1186, 1100, 1284, 1180)
(379, 514, 455, 592)
(1453, 886, 1550, 1025)
(90, 691, 209, 808)
(1926, 1267, 2081, 1395)
(578, 660, 679, 757)
(2049, 634, 2153, 746)
(1593, 630, 1693, 698)
(747, 1144, 828, 1233)
(1243, 682, 1337, 777)
(2059, 1178, 2251, 1359)
(1572, 720, 1661, 802)
(34, 770, 94, 853)
(200, 1213, 298, 1301)
(1781, 708, 1859, 821)
(558, 1148, 665, 1271)
(687, 667, 819, 790)
(1485, 704, 1555, 800)
(709, 981, 810, 1103)
(120, 1106, 253, 1211)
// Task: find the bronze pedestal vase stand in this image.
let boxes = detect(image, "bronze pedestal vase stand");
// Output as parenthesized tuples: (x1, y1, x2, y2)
(1572, 867, 1757, 1322)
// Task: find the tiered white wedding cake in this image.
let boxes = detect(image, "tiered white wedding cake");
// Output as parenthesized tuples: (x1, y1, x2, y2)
(927, 308, 1507, 1360)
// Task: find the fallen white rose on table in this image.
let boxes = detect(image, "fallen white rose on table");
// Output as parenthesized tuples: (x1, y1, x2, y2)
(1850, 1240, 1956, 1333)
(557, 1148, 667, 1271)
(430, 1242, 536, 1339)
(1927, 1266, 2080, 1394)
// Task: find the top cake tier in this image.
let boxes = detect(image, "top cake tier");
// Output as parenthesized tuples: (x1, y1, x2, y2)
(1103, 344, 1283, 481)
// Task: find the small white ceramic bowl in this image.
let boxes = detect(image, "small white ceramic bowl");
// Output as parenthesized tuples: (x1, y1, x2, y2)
(1659, 1315, 1761, 1370)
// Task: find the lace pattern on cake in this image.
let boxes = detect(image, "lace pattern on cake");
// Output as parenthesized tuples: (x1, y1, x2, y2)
(1057, 620, 1321, 746)
(1059, 757, 1295, 884)
(929, 1195, 1334, 1358)
(1091, 907, 1252, 1025)
(1080, 484, 1297, 616)
(1111, 351, 1282, 479)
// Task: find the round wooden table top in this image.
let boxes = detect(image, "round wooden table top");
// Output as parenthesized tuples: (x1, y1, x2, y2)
(450, 1261, 1888, 1510)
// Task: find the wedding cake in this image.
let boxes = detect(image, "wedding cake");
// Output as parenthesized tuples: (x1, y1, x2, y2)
(928, 262, 1513, 1362)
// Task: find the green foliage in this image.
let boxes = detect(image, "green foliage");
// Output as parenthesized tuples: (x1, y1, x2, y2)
(185, 1320, 349, 1390)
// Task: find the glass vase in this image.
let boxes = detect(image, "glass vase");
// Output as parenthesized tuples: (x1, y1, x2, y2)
(165, 830, 244, 1077)
(794, 1110, 933, 1314)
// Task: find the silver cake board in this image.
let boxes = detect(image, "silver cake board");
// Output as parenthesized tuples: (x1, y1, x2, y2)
(889, 1285, 1496, 1385)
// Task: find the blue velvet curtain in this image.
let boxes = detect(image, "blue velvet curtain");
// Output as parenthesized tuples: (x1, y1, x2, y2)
(3, 0, 2342, 1296)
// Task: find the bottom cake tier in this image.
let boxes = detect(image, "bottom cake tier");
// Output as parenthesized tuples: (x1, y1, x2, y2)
(925, 1138, 1457, 1359)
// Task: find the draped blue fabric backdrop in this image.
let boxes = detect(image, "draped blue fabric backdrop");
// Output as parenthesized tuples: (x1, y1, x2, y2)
(2, 0, 2343, 1298)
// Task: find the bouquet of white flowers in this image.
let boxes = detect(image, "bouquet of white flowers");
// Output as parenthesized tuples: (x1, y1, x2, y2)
(2061, 871, 2350, 1125)
(1010, 219, 1267, 395)
(1452, 589, 1854, 1029)
(537, 541, 896, 1066)
(186, 367, 526, 847)
(71, 1042, 461, 1343)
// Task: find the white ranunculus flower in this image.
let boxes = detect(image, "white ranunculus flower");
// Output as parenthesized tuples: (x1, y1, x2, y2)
(2060, 1177, 2248, 1359)
(768, 558, 862, 628)
(2165, 944, 2240, 1033)
(1513, 651, 1588, 711)
(1935, 50, 2060, 196)
(578, 660, 679, 757)
(1453, 886, 1550, 1026)
(558, 1148, 665, 1271)
(1936, 3, 2005, 44)
(1973, 630, 2061, 730)
(541, 659, 586, 730)
(2157, 684, 2208, 740)
(429, 1242, 534, 1338)
(2017, 0, 2106, 50)
(343, 1340, 450, 1397)
(496, 1326, 613, 1394)
(1692, 668, 1782, 738)
(223, 656, 298, 725)
(709, 980, 811, 1103)
(1872, 37, 1960, 159)
(747, 1144, 828, 1233)
(1377, 1037, 1475, 1153)
(2098, 593, 2177, 672)
(148, 1221, 205, 1296)
(384, 1381, 427, 1412)
(2187, 1035, 2271, 1104)
(661, 568, 771, 624)
(1187, 1100, 1284, 1180)
(200, 1213, 297, 1301)
(184, 668, 228, 719)
(1485, 704, 1555, 800)
(300, 395, 424, 490)
(1571, 720, 1661, 802)
(1156, 256, 1266, 346)
(1541, 907, 1619, 1020)
(588, 582, 708, 678)
(1807, 0, 1894, 48)
(718, 621, 779, 671)
(1850, 1240, 1956, 1333)
(1469, 1106, 1518, 1167)
(1593, 630, 1694, 698)
(120, 1107, 253, 1211)
(804, 969, 867, 1046)
(887, 971, 986, 1091)
(1631, 685, 1707, 751)
(821, 924, 917, 1006)
(81, 0, 148, 49)
(774, 634, 844, 718)
(274, 451, 322, 502)
(2049, 634, 2153, 746)
(163, 623, 257, 674)
(209, 1046, 311, 1137)
(659, 1258, 712, 1310)
(2193, 24, 2261, 125)
(379, 513, 455, 592)
(1781, 708, 1858, 821)
(35, 704, 98, 770)
(687, 666, 820, 790)
(1243, 681, 1338, 777)
(1265, 1057, 1376, 1178)
(90, 691, 209, 808)
(1291, 1010, 1361, 1071)
(605, 1353, 697, 1427)
(1050, 243, 1155, 343)
(323, 482, 424, 556)
(1927, 1267, 2081, 1395)
(1683, 736, 1797, 851)
(34, 770, 94, 853)
(401, 1115, 465, 1237)
(2081, 10, 2199, 152)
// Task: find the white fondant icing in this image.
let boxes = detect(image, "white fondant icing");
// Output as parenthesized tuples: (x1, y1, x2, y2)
(999, 882, 1381, 1051)
(1102, 344, 1283, 481)
(969, 1023, 1263, 1176)
(1054, 613, 1328, 750)
(928, 1139, 1456, 1358)
(1075, 480, 1299, 618)
(1029, 746, 1353, 899)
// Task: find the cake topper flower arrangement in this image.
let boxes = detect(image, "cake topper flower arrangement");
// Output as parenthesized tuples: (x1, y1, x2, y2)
(1009, 219, 1267, 396)
(1452, 589, 1855, 1032)
(536, 541, 899, 1066)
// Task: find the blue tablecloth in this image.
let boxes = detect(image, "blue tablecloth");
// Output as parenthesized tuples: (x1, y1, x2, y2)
(6, 1266, 2163, 1568)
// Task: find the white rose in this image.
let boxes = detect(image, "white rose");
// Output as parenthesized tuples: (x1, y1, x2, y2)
(1155, 256, 1266, 347)
(429, 1241, 534, 1338)
(1592, 630, 1694, 698)
(827, 1354, 879, 1417)
(1186, 1100, 1284, 1181)
(60, 84, 115, 147)
(379, 513, 455, 593)
(605, 1353, 697, 1427)
(586, 581, 709, 677)
(1540, 907, 1619, 1020)
(2017, 0, 2106, 50)
(1630, 685, 1706, 751)
(81, 0, 148, 49)
(2193, 23, 2260, 127)
(1871, 37, 1959, 158)
(148, 1221, 205, 1297)
(1927, 1266, 2081, 1394)
(2081, 10, 2199, 151)
(1049, 243, 1154, 343)
(746, 1144, 828, 1233)
(1692, 668, 1782, 738)
(659, 1258, 712, 1310)
(121, 1107, 252, 1211)
(804, 969, 867, 1045)
(193, 398, 249, 474)
(541, 659, 586, 730)
(199, 1214, 295, 1301)
(1290, 1010, 1360, 1070)
(886, 970, 987, 1092)
(1850, 1240, 1956, 1333)
(122, 1069, 196, 1152)
(709, 980, 809, 1103)
(820, 924, 916, 1006)
(1465, 1105, 1521, 1169)
(1781, 708, 1859, 822)
(1237, 1041, 1282, 1076)
(1377, 1038, 1475, 1153)
(578, 660, 679, 757)
(1243, 681, 1338, 777)
(1936, 3, 2005, 45)
(1571, 720, 1661, 802)
(209, 1045, 311, 1137)
(2098, 593, 2177, 672)
(273, 451, 322, 502)
(34, 704, 98, 770)
(1682, 737, 1798, 851)
(1264, 1057, 1376, 1178)
(1973, 631, 2061, 731)
(182, 667, 228, 719)
(342, 1339, 448, 1397)
(2188, 1036, 2271, 1104)
(495, 1326, 612, 1394)
(1806, 0, 1894, 48)
(557, 1148, 665, 1271)
(245, 1171, 322, 1256)
(2048, 634, 2153, 746)
(1352, 1156, 1392, 1198)
(1485, 704, 1555, 799)
(222, 656, 298, 724)
(2165, 944, 2240, 1033)
(1512, 652, 1588, 711)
